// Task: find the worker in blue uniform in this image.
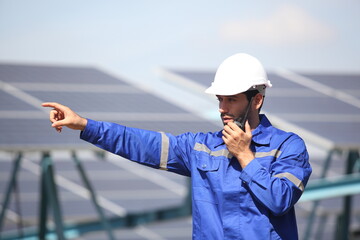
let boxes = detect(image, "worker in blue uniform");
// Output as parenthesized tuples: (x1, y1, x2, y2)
(43, 53, 312, 239)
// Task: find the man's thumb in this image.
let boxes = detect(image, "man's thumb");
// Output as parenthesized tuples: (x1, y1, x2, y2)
(52, 119, 67, 128)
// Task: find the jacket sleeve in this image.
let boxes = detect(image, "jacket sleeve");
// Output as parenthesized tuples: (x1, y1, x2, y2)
(80, 119, 193, 176)
(239, 134, 312, 216)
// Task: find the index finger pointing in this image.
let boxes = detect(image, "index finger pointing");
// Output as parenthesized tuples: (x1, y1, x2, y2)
(41, 102, 68, 111)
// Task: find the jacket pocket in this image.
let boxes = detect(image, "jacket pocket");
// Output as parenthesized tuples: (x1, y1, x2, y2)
(193, 152, 221, 190)
(196, 155, 220, 172)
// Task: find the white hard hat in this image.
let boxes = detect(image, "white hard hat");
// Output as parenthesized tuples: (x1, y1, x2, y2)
(205, 53, 272, 96)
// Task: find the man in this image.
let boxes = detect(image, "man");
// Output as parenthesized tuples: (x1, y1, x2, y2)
(43, 53, 312, 239)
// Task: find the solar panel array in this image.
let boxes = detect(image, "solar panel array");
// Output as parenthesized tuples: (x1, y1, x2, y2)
(0, 64, 219, 151)
(1, 64, 359, 239)
(164, 69, 360, 151)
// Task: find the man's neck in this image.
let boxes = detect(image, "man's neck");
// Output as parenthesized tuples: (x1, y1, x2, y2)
(249, 113, 260, 131)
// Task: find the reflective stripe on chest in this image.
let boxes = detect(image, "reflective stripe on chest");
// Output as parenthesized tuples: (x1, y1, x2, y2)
(193, 142, 281, 159)
(193, 143, 306, 192)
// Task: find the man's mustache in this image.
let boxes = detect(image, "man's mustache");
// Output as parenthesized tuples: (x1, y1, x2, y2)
(221, 113, 236, 118)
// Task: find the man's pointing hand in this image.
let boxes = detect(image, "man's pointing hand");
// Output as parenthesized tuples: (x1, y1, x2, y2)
(42, 102, 87, 133)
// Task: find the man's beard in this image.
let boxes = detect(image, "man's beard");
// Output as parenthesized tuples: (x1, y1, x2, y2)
(221, 110, 248, 126)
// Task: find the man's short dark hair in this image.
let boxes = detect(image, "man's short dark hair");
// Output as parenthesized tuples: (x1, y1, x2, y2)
(244, 90, 259, 102)
(244, 90, 265, 112)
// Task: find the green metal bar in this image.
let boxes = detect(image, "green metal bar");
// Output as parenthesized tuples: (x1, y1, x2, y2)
(44, 152, 66, 240)
(335, 214, 344, 240)
(299, 172, 360, 202)
(342, 196, 352, 240)
(39, 152, 49, 239)
(13, 174, 24, 238)
(0, 152, 22, 235)
(39, 152, 66, 240)
(71, 151, 115, 240)
(314, 214, 328, 240)
(338, 150, 360, 240)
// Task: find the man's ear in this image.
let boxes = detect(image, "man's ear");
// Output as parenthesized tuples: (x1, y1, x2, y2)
(253, 93, 264, 110)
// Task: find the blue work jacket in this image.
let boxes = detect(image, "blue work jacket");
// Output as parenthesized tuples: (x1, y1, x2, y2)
(80, 114, 312, 239)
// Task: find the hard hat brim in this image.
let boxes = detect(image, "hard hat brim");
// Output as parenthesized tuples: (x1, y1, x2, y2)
(205, 80, 272, 96)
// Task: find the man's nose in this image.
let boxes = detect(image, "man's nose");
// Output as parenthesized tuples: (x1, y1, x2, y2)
(219, 102, 228, 113)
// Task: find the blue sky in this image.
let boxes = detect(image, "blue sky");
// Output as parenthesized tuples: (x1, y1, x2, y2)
(0, 0, 359, 83)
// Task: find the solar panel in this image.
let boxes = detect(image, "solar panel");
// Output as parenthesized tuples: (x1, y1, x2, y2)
(0, 91, 39, 111)
(0, 64, 123, 84)
(0, 64, 219, 151)
(300, 73, 360, 94)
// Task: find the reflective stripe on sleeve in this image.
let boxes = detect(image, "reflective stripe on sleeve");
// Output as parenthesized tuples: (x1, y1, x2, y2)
(274, 172, 305, 192)
(194, 143, 281, 159)
(159, 132, 169, 170)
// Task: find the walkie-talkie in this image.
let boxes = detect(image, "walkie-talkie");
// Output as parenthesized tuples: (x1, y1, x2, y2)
(234, 97, 254, 131)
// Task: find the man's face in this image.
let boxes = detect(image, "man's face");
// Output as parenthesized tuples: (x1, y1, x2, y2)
(216, 93, 249, 125)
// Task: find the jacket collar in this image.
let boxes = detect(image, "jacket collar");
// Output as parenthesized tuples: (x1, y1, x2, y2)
(214, 131, 225, 148)
(251, 114, 273, 145)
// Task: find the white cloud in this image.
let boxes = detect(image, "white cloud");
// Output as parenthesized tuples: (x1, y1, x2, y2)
(220, 4, 336, 46)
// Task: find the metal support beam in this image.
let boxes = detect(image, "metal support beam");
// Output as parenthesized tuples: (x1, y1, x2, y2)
(39, 152, 66, 240)
(0, 152, 22, 236)
(337, 150, 360, 240)
(71, 151, 115, 240)
(0, 178, 192, 240)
